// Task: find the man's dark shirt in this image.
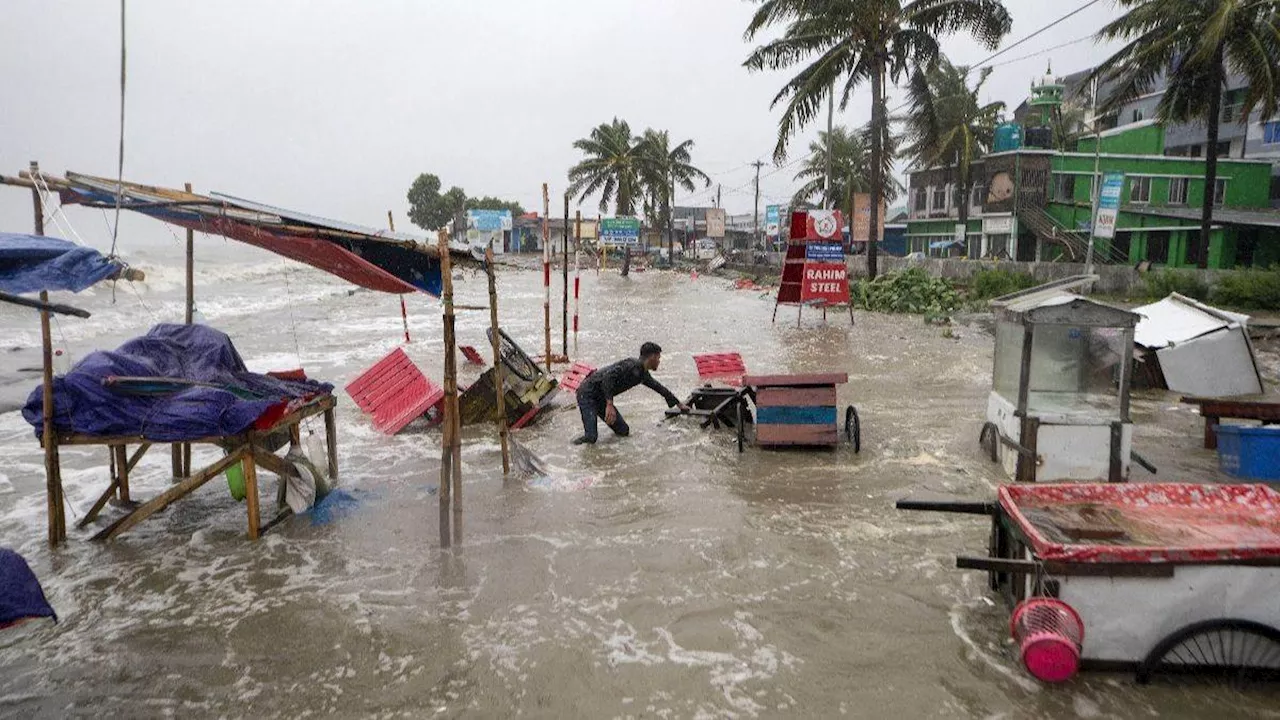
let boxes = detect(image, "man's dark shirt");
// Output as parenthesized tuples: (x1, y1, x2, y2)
(580, 358, 680, 407)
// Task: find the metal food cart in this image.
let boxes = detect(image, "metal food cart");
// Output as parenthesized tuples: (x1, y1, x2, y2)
(980, 278, 1140, 483)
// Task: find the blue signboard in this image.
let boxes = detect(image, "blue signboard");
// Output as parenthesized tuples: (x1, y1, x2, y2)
(467, 209, 511, 232)
(805, 242, 844, 262)
(765, 204, 783, 240)
(600, 217, 641, 246)
(1094, 172, 1124, 240)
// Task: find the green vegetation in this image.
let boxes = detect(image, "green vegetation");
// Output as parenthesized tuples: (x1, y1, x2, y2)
(405, 173, 526, 231)
(791, 125, 901, 210)
(851, 268, 961, 315)
(1212, 268, 1280, 311)
(968, 268, 1036, 302)
(1142, 270, 1210, 301)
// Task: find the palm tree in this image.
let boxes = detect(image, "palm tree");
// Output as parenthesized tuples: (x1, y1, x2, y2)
(1084, 0, 1280, 269)
(791, 126, 902, 231)
(744, 0, 1011, 278)
(567, 118, 645, 216)
(637, 129, 711, 260)
(901, 57, 1004, 256)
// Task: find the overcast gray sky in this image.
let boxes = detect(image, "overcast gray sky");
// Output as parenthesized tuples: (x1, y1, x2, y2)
(1, 0, 1125, 252)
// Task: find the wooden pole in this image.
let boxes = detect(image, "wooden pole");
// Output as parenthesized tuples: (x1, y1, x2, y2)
(31, 161, 65, 545)
(542, 184, 551, 373)
(437, 230, 459, 547)
(184, 182, 195, 323)
(387, 210, 411, 343)
(573, 210, 581, 351)
(568, 194, 573, 356)
(485, 245, 510, 475)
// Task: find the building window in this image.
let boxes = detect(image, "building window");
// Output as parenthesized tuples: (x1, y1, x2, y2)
(1222, 89, 1246, 123)
(1215, 179, 1227, 206)
(1265, 121, 1280, 145)
(1147, 231, 1170, 264)
(1052, 175, 1076, 203)
(912, 188, 927, 213)
(1168, 177, 1189, 205)
(1216, 141, 1232, 157)
(1132, 108, 1145, 123)
(1190, 144, 1203, 158)
(931, 186, 947, 213)
(971, 184, 985, 207)
(1129, 177, 1152, 204)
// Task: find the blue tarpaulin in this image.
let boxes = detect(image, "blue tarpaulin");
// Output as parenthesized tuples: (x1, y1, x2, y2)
(0, 548, 55, 628)
(0, 234, 121, 295)
(23, 324, 333, 442)
(929, 239, 964, 250)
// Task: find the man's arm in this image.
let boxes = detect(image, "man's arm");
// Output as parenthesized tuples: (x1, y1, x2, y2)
(641, 371, 681, 408)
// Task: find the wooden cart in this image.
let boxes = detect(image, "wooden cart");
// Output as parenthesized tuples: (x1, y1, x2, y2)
(672, 373, 860, 453)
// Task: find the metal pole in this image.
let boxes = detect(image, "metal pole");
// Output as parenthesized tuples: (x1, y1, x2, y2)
(825, 87, 834, 209)
(752, 160, 763, 251)
(542, 184, 551, 373)
(1085, 77, 1102, 278)
(573, 211, 581, 349)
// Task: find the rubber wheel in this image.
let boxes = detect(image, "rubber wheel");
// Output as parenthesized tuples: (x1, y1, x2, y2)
(979, 422, 1000, 463)
(485, 327, 539, 382)
(845, 406, 861, 453)
(1137, 619, 1280, 686)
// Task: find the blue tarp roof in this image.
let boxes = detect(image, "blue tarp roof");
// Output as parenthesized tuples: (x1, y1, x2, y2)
(0, 234, 121, 295)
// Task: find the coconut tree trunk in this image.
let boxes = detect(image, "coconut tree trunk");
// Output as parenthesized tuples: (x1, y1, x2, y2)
(1198, 45, 1225, 270)
(958, 175, 972, 259)
(868, 59, 885, 279)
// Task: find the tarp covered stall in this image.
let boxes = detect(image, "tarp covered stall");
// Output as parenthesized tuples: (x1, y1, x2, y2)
(1133, 293, 1264, 397)
(0, 234, 123, 294)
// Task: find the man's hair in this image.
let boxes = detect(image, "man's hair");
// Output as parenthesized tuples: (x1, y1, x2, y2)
(639, 342, 662, 358)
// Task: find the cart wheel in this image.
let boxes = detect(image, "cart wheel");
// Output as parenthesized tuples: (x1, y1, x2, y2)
(979, 422, 1000, 463)
(485, 327, 539, 382)
(736, 399, 746, 453)
(1136, 619, 1280, 685)
(845, 406, 861, 453)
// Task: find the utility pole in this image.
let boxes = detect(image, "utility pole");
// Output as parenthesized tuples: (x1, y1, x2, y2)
(716, 184, 721, 209)
(752, 160, 764, 250)
(825, 87, 834, 209)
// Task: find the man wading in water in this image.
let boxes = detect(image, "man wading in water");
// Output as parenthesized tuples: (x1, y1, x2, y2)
(572, 342, 688, 445)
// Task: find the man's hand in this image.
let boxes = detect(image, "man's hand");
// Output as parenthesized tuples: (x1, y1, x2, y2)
(605, 402, 617, 425)
(677, 403, 690, 413)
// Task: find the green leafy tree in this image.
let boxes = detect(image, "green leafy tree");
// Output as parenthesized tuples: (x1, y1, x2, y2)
(792, 125, 902, 222)
(467, 196, 526, 217)
(901, 57, 1004, 252)
(567, 118, 646, 216)
(744, 0, 1011, 278)
(406, 173, 467, 231)
(1083, 0, 1280, 269)
(637, 128, 711, 258)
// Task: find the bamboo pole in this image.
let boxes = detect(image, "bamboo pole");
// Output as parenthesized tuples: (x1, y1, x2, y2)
(437, 229, 459, 547)
(542, 184, 551, 373)
(562, 194, 569, 358)
(573, 211, 581, 351)
(31, 161, 65, 545)
(179, 181, 195, 477)
(388, 210, 411, 343)
(485, 244, 510, 475)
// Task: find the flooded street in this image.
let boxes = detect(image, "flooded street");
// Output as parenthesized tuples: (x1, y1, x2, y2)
(1, 257, 1277, 718)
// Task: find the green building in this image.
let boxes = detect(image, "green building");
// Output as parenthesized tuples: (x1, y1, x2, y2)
(906, 90, 1280, 269)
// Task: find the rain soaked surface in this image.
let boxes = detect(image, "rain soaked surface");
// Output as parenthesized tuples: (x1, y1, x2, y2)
(1, 252, 1278, 718)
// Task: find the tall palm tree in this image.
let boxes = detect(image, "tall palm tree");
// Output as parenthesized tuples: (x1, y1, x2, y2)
(744, 0, 1011, 278)
(637, 129, 711, 260)
(902, 57, 1004, 255)
(1084, 0, 1280, 269)
(567, 118, 645, 216)
(792, 126, 902, 229)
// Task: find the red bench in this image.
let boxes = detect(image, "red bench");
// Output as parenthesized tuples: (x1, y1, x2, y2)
(345, 347, 445, 434)
(693, 352, 747, 387)
(559, 362, 596, 393)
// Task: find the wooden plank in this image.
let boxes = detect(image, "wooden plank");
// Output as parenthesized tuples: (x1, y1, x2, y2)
(742, 373, 847, 387)
(244, 452, 260, 541)
(756, 406, 838, 425)
(125, 443, 151, 473)
(93, 447, 247, 541)
(755, 387, 836, 407)
(77, 477, 120, 529)
(754, 423, 839, 446)
(114, 445, 131, 503)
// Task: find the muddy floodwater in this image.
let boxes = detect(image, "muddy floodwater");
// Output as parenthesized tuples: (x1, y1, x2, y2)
(1, 255, 1277, 718)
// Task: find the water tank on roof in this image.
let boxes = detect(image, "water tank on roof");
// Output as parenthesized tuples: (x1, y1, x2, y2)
(1025, 126, 1053, 150)
(994, 123, 1023, 152)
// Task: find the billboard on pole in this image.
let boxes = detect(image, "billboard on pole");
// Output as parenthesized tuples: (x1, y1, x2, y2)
(466, 209, 512, 254)
(600, 217, 641, 246)
(706, 208, 727, 238)
(1094, 172, 1124, 240)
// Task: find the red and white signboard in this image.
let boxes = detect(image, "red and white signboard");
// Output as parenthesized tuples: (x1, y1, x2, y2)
(790, 209, 844, 241)
(799, 242, 848, 304)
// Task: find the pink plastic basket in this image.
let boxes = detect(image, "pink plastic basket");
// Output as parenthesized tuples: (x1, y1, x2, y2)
(1010, 597, 1084, 683)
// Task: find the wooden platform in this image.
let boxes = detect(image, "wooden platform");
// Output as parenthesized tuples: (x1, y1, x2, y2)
(47, 395, 338, 542)
(1180, 395, 1280, 449)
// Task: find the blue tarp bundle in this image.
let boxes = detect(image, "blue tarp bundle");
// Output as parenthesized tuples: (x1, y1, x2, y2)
(23, 324, 333, 442)
(0, 548, 55, 628)
(0, 233, 121, 294)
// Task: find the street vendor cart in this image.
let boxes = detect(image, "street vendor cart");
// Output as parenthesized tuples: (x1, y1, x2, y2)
(899, 483, 1280, 684)
(980, 278, 1141, 482)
